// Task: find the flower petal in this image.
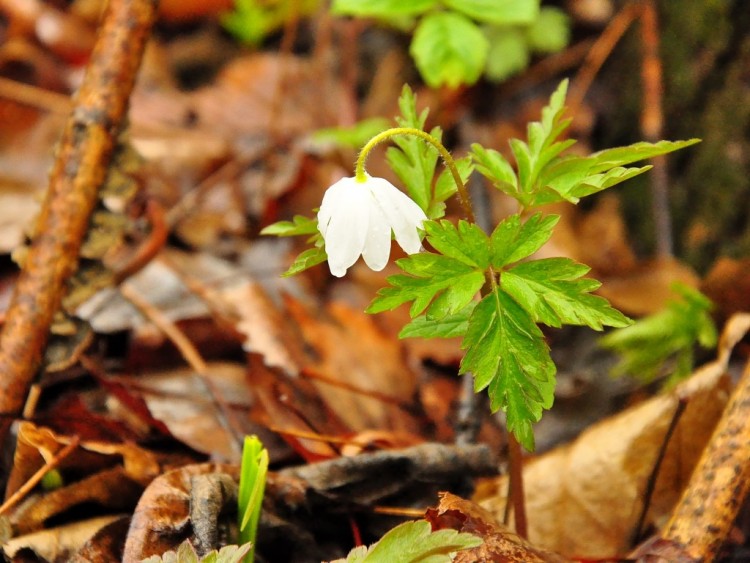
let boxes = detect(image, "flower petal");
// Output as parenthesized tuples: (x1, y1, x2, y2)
(317, 179, 369, 277)
(361, 194, 392, 271)
(368, 176, 427, 254)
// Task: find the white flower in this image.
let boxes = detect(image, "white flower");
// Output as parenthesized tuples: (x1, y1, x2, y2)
(317, 174, 427, 277)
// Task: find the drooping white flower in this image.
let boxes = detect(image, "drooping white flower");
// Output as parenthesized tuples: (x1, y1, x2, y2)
(317, 174, 427, 277)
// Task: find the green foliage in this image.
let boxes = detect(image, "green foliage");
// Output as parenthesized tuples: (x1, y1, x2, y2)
(335, 520, 482, 563)
(222, 0, 320, 47)
(471, 80, 701, 210)
(370, 212, 631, 450)
(332, 0, 547, 88)
(600, 284, 718, 386)
(238, 436, 268, 563)
(141, 541, 253, 563)
(410, 12, 489, 88)
(311, 118, 391, 150)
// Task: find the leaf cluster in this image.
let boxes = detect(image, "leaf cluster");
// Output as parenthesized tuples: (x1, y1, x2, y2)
(369, 81, 699, 449)
(332, 0, 569, 88)
(600, 284, 718, 386)
(333, 520, 481, 563)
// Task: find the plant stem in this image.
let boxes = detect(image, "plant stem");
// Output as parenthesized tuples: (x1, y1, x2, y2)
(355, 127, 476, 223)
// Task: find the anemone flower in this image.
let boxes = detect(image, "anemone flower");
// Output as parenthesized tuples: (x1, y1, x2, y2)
(317, 174, 427, 277)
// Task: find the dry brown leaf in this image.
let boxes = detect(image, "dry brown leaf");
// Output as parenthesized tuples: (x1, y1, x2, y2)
(702, 256, 750, 322)
(286, 296, 420, 433)
(122, 463, 238, 562)
(477, 314, 750, 558)
(426, 492, 570, 563)
(118, 362, 253, 461)
(6, 422, 159, 498)
(1, 515, 124, 561)
(597, 257, 700, 316)
(223, 281, 307, 375)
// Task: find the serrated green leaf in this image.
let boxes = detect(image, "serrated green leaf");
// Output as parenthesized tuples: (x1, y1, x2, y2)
(261, 215, 318, 237)
(367, 253, 485, 320)
(483, 26, 530, 82)
(410, 12, 489, 88)
(444, 0, 539, 25)
(601, 283, 716, 386)
(331, 0, 437, 17)
(470, 143, 519, 196)
(525, 6, 570, 54)
(502, 257, 631, 329)
(489, 212, 559, 267)
(425, 219, 490, 268)
(141, 541, 253, 563)
(399, 303, 475, 338)
(282, 245, 327, 277)
(461, 289, 555, 450)
(386, 86, 441, 214)
(337, 520, 481, 563)
(590, 139, 701, 170)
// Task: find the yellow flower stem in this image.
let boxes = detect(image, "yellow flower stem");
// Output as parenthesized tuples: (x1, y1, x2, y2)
(355, 127, 476, 223)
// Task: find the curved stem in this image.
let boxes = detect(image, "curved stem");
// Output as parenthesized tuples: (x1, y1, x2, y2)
(356, 127, 476, 223)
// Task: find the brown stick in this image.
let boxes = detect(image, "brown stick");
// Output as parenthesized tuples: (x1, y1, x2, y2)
(0, 0, 157, 450)
(659, 357, 750, 561)
(639, 0, 672, 258)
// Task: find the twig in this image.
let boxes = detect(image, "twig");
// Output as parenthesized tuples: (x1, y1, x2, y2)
(659, 357, 750, 561)
(629, 397, 687, 548)
(639, 0, 672, 257)
(0, 76, 71, 113)
(0, 0, 158, 450)
(568, 2, 639, 115)
(0, 435, 80, 516)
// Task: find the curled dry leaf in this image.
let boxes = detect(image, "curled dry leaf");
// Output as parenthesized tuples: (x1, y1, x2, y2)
(123, 463, 239, 563)
(426, 492, 570, 563)
(476, 314, 750, 558)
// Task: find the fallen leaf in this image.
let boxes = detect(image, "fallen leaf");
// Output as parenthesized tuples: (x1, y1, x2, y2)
(476, 314, 750, 558)
(426, 492, 570, 562)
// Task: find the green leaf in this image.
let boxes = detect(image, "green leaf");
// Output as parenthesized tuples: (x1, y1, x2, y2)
(399, 304, 475, 338)
(489, 212, 559, 267)
(471, 143, 519, 197)
(601, 283, 717, 386)
(142, 540, 253, 563)
(386, 86, 441, 214)
(425, 219, 490, 269)
(410, 12, 489, 88)
(367, 253, 485, 320)
(589, 139, 701, 170)
(311, 118, 390, 150)
(483, 27, 530, 82)
(261, 215, 318, 237)
(331, 0, 437, 17)
(525, 6, 570, 54)
(282, 245, 327, 277)
(337, 520, 482, 563)
(461, 289, 556, 450)
(444, 0, 539, 25)
(501, 257, 631, 329)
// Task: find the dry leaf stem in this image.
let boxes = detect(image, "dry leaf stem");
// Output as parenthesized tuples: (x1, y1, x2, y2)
(0, 0, 157, 450)
(660, 357, 750, 560)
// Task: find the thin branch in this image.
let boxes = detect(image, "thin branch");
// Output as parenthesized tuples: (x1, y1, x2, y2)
(0, 0, 158, 450)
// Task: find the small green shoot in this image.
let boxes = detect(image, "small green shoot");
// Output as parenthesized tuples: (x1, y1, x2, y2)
(237, 435, 268, 563)
(333, 520, 482, 562)
(600, 283, 718, 387)
(222, 0, 320, 47)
